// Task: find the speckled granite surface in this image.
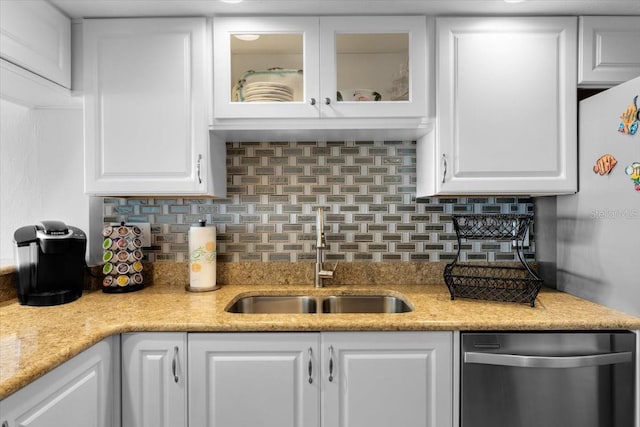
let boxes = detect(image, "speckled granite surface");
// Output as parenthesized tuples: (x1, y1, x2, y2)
(1, 262, 639, 400)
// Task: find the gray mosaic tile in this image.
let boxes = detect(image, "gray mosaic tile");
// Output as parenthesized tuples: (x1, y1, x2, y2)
(103, 140, 534, 263)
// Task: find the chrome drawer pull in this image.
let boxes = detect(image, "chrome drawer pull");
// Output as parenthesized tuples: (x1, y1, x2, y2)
(328, 345, 334, 382)
(308, 347, 313, 384)
(172, 346, 179, 383)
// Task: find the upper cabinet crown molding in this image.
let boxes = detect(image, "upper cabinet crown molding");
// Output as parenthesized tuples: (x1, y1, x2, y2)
(0, 0, 78, 108)
(211, 16, 433, 141)
(418, 16, 577, 197)
(579, 16, 640, 87)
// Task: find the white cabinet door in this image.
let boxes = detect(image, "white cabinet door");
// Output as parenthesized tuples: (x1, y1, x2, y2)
(213, 17, 320, 119)
(0, 337, 118, 427)
(579, 16, 640, 87)
(0, 0, 71, 88)
(188, 332, 452, 427)
(188, 332, 320, 427)
(121, 333, 187, 427)
(212, 16, 429, 129)
(418, 17, 577, 196)
(322, 332, 452, 427)
(83, 18, 225, 196)
(319, 16, 427, 118)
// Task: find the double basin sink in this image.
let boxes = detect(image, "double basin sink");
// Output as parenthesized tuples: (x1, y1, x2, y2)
(227, 293, 412, 314)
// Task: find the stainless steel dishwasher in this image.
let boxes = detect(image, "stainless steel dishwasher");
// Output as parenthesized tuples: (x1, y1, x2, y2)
(461, 332, 636, 427)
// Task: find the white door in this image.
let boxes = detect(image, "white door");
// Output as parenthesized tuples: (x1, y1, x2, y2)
(83, 18, 210, 195)
(430, 17, 577, 195)
(0, 0, 71, 88)
(213, 17, 320, 119)
(319, 16, 427, 118)
(121, 333, 187, 427)
(579, 16, 640, 86)
(0, 338, 117, 427)
(322, 332, 453, 427)
(188, 332, 320, 427)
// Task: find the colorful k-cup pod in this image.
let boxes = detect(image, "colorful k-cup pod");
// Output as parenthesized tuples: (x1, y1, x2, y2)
(102, 262, 114, 275)
(116, 275, 130, 287)
(103, 251, 114, 263)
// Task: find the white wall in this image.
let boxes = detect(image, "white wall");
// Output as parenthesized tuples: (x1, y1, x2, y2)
(0, 99, 91, 265)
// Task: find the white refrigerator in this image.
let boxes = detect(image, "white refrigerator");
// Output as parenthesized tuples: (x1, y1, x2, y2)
(537, 76, 639, 317)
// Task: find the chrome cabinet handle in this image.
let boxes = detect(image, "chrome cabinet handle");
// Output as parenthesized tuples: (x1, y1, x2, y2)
(441, 154, 447, 184)
(310, 98, 317, 106)
(308, 347, 313, 384)
(172, 346, 179, 383)
(464, 351, 633, 369)
(324, 97, 331, 105)
(196, 154, 203, 184)
(328, 345, 334, 382)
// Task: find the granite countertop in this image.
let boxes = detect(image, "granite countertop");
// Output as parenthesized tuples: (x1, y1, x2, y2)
(1, 281, 640, 400)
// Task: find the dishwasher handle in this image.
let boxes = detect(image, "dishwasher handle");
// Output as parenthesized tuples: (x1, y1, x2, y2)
(464, 351, 633, 369)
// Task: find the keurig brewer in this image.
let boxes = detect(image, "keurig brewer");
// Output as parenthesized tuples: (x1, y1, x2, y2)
(13, 220, 87, 306)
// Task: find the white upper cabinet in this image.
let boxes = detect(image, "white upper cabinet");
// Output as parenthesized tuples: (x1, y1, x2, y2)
(214, 17, 320, 119)
(319, 17, 427, 119)
(83, 18, 226, 197)
(417, 17, 577, 196)
(0, 0, 71, 88)
(0, 0, 78, 108)
(579, 16, 640, 87)
(212, 16, 430, 139)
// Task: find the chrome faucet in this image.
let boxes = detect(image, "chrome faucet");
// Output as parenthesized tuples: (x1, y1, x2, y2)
(315, 207, 336, 287)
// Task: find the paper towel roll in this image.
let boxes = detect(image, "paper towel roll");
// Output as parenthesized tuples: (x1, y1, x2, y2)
(188, 221, 219, 292)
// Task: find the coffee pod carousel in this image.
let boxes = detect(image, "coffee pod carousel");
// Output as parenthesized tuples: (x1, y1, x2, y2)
(101, 222, 144, 293)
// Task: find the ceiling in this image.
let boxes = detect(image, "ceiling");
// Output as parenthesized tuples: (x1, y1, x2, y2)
(46, 0, 640, 19)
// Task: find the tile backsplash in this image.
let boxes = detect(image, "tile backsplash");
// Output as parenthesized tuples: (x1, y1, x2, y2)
(103, 140, 534, 263)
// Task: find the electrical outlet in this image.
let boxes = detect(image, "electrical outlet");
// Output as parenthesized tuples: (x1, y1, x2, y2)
(111, 222, 152, 248)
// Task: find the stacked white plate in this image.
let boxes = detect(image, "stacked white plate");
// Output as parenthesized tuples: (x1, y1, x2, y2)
(243, 82, 294, 102)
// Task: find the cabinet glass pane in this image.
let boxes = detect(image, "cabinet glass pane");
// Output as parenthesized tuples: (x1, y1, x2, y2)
(230, 34, 303, 103)
(336, 33, 409, 102)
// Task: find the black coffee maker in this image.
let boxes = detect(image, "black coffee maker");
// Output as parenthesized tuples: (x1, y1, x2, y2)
(13, 220, 87, 306)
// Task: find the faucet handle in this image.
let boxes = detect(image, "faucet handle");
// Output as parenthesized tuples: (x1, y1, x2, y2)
(318, 262, 338, 280)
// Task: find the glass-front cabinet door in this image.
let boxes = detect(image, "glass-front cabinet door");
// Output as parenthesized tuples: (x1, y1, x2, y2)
(319, 16, 427, 118)
(213, 17, 320, 119)
(213, 16, 427, 121)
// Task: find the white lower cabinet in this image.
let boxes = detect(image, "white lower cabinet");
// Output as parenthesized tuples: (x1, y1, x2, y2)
(121, 333, 187, 427)
(321, 332, 452, 427)
(188, 331, 453, 427)
(188, 332, 320, 427)
(0, 337, 118, 427)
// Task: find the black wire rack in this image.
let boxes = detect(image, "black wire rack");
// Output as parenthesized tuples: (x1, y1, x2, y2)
(444, 214, 542, 307)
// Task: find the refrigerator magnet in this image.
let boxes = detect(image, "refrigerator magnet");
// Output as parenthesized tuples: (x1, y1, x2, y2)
(618, 95, 638, 135)
(624, 162, 640, 191)
(593, 154, 618, 175)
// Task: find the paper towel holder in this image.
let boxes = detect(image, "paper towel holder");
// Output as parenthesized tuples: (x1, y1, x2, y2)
(186, 219, 220, 292)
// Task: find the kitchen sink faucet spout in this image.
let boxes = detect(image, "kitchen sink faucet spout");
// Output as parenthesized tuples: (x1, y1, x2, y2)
(315, 207, 336, 287)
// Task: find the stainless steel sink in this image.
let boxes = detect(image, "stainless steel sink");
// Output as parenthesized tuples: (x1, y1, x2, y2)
(226, 294, 412, 314)
(321, 295, 412, 313)
(226, 295, 317, 314)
